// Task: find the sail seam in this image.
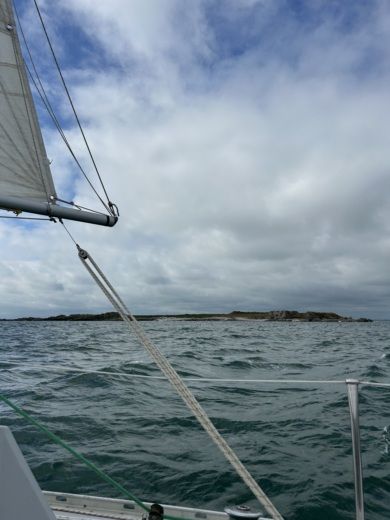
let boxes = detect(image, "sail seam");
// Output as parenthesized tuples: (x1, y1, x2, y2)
(0, 117, 41, 182)
(0, 90, 24, 97)
(0, 80, 44, 186)
(0, 62, 18, 68)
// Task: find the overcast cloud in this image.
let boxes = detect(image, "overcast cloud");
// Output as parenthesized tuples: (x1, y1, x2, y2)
(1, 0, 390, 319)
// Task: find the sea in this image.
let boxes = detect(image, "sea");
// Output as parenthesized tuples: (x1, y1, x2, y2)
(0, 319, 389, 520)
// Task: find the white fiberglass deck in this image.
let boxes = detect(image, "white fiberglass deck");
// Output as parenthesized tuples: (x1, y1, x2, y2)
(44, 492, 273, 520)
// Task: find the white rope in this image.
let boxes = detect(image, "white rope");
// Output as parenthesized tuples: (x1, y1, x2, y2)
(77, 247, 284, 520)
(4, 362, 390, 389)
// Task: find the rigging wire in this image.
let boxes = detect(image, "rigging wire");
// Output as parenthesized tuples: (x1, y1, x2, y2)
(13, 5, 112, 215)
(3, 362, 390, 388)
(60, 219, 78, 246)
(0, 215, 55, 221)
(53, 197, 109, 216)
(24, 66, 109, 213)
(32, 0, 115, 216)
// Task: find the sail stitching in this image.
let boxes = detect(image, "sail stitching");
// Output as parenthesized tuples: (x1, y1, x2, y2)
(0, 90, 23, 97)
(0, 81, 44, 186)
(0, 61, 18, 68)
(0, 45, 42, 177)
(0, 159, 36, 187)
(0, 121, 39, 182)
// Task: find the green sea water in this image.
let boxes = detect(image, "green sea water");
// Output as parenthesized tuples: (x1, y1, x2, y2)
(0, 319, 389, 519)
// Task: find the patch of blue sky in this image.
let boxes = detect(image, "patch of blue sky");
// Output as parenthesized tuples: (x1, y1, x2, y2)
(42, 6, 116, 74)
(16, 0, 119, 124)
(202, 0, 385, 76)
(14, 0, 106, 69)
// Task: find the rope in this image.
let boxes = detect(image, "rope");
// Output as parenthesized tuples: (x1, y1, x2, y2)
(77, 247, 284, 520)
(0, 393, 148, 511)
(0, 393, 190, 520)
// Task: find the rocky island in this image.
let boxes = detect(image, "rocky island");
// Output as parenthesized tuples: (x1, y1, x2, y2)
(6, 310, 372, 322)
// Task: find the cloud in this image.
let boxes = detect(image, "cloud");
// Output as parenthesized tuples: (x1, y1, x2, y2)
(1, 0, 390, 318)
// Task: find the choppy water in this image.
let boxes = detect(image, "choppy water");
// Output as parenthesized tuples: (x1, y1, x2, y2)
(0, 319, 390, 519)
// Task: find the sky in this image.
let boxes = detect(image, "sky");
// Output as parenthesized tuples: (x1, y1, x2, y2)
(1, 0, 390, 319)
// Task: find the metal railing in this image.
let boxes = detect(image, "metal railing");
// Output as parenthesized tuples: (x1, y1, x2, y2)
(346, 380, 365, 520)
(3, 361, 390, 520)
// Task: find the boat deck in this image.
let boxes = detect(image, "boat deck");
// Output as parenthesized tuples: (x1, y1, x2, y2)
(44, 492, 272, 520)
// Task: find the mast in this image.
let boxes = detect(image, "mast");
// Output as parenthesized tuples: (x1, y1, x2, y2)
(0, 0, 117, 227)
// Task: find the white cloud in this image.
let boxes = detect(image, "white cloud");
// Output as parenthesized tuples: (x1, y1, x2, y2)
(1, 0, 390, 318)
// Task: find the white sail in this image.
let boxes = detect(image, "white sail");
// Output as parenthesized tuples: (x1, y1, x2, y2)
(0, 0, 57, 202)
(0, 0, 117, 226)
